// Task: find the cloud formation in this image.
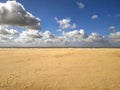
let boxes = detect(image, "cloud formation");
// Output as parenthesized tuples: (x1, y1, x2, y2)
(109, 32, 120, 47)
(55, 17, 76, 30)
(0, 1, 40, 30)
(0, 35, 13, 42)
(17, 30, 42, 43)
(0, 28, 120, 47)
(64, 29, 88, 39)
(0, 26, 19, 35)
(109, 32, 120, 41)
(108, 26, 116, 32)
(0, 1, 119, 47)
(91, 15, 99, 19)
(76, 2, 85, 9)
(86, 33, 107, 43)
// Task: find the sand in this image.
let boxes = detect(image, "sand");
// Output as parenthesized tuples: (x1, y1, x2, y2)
(0, 48, 120, 90)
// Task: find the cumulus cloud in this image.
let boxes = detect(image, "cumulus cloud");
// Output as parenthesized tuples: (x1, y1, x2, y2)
(55, 17, 76, 30)
(0, 1, 40, 30)
(0, 26, 19, 46)
(0, 28, 120, 47)
(0, 0, 119, 48)
(109, 32, 120, 41)
(91, 15, 99, 19)
(0, 34, 15, 47)
(17, 30, 42, 43)
(64, 29, 88, 39)
(109, 32, 120, 47)
(76, 2, 85, 9)
(108, 26, 116, 32)
(43, 31, 56, 39)
(0, 35, 13, 42)
(0, 26, 19, 35)
(86, 33, 107, 43)
(62, 31, 109, 47)
(17, 30, 57, 44)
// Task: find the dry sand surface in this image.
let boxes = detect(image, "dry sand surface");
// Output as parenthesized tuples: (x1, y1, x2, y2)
(0, 48, 120, 90)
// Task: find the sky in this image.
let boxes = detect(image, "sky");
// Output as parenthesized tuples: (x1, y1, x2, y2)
(0, 0, 120, 47)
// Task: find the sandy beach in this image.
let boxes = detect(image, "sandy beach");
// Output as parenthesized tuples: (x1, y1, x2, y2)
(0, 48, 120, 90)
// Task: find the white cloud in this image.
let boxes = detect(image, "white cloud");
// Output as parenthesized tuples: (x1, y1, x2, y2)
(22, 30, 42, 38)
(0, 1, 40, 30)
(0, 1, 119, 47)
(91, 15, 99, 19)
(0, 26, 19, 35)
(0, 34, 15, 46)
(43, 31, 56, 39)
(0, 28, 120, 47)
(0, 35, 13, 41)
(109, 32, 120, 40)
(17, 30, 42, 43)
(57, 29, 62, 32)
(76, 2, 85, 9)
(109, 32, 120, 47)
(108, 26, 116, 32)
(55, 17, 76, 30)
(64, 29, 88, 39)
(62, 31, 109, 47)
(86, 33, 107, 43)
(0, 26, 18, 46)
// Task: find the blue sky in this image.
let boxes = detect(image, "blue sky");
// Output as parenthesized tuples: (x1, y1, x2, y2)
(15, 0, 120, 36)
(0, 0, 120, 47)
